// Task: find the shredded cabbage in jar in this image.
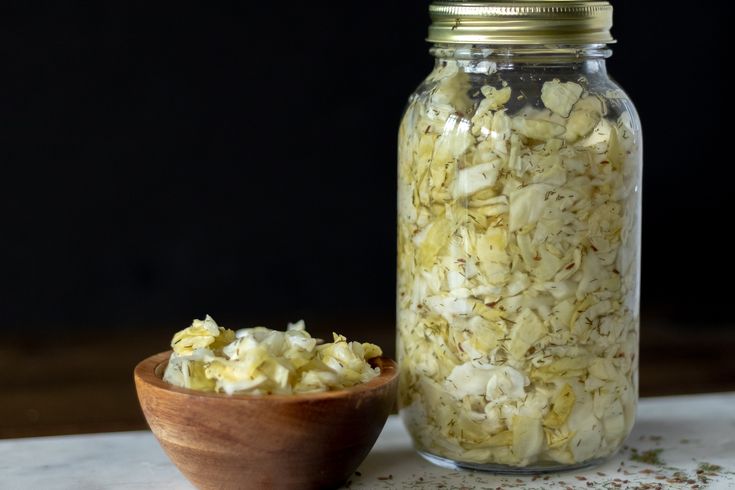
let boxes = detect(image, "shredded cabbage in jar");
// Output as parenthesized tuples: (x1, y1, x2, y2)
(163, 316, 383, 395)
(397, 62, 640, 467)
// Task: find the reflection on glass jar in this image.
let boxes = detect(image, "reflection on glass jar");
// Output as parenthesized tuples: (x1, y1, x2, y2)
(397, 1, 641, 473)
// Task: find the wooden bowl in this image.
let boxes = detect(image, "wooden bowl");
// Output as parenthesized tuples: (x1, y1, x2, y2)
(134, 351, 398, 490)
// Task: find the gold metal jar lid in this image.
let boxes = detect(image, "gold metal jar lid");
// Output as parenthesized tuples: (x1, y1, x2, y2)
(427, 1, 615, 45)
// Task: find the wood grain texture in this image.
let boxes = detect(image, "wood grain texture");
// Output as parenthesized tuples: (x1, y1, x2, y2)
(134, 352, 398, 490)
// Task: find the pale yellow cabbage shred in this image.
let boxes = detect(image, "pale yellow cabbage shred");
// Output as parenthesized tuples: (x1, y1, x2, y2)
(398, 66, 640, 467)
(163, 316, 382, 395)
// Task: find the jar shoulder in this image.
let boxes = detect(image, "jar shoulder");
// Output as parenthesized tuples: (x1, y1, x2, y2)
(401, 60, 641, 137)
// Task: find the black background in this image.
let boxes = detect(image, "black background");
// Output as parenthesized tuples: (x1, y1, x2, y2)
(1, 1, 733, 333)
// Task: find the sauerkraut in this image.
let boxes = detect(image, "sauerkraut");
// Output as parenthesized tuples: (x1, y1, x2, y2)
(397, 61, 640, 467)
(163, 316, 383, 395)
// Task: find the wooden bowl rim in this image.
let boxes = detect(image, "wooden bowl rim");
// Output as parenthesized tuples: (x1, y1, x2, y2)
(135, 351, 398, 403)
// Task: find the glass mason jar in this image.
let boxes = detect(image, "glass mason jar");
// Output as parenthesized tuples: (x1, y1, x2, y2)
(397, 1, 641, 472)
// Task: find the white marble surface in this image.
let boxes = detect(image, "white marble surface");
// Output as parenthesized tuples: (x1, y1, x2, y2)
(1, 392, 734, 490)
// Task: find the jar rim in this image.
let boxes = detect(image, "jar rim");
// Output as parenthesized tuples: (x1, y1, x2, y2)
(427, 1, 615, 45)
